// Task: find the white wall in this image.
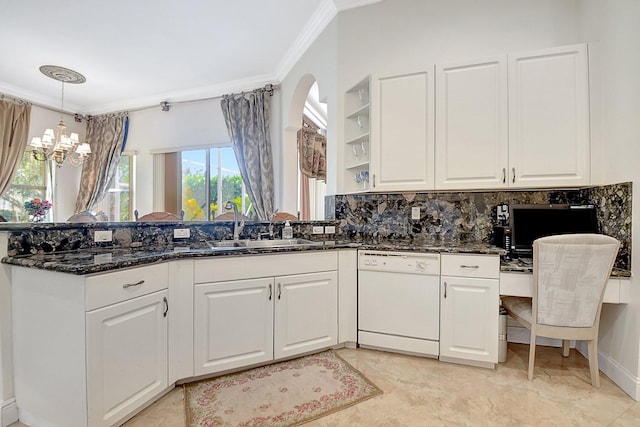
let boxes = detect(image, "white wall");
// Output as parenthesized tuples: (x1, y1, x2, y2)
(577, 0, 640, 399)
(337, 0, 581, 87)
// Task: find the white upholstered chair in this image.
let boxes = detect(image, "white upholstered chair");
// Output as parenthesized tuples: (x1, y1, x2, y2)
(502, 233, 620, 387)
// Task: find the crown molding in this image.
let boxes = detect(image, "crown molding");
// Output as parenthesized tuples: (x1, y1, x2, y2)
(333, 0, 382, 12)
(81, 73, 280, 116)
(274, 0, 338, 82)
(0, 81, 84, 114)
(274, 0, 381, 82)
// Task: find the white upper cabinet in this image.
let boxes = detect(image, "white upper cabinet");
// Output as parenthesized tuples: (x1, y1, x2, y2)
(435, 57, 508, 189)
(508, 44, 590, 187)
(434, 44, 590, 190)
(371, 71, 435, 191)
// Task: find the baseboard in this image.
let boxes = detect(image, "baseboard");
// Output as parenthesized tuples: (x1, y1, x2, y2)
(1, 398, 18, 427)
(576, 342, 640, 401)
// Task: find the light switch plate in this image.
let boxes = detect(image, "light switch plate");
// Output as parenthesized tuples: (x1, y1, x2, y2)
(174, 228, 190, 238)
(324, 226, 336, 234)
(312, 226, 324, 234)
(94, 230, 112, 242)
(411, 207, 421, 220)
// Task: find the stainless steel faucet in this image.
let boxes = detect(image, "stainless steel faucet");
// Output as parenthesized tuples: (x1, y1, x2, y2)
(224, 201, 245, 241)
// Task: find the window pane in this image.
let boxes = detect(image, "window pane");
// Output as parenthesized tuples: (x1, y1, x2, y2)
(94, 155, 132, 221)
(180, 147, 250, 221)
(182, 150, 208, 221)
(221, 147, 242, 211)
(0, 152, 47, 222)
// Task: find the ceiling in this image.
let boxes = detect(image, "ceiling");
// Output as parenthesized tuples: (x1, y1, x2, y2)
(0, 0, 378, 116)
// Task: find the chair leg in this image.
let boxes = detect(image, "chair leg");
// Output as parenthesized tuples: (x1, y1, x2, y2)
(587, 339, 601, 388)
(562, 340, 570, 357)
(528, 332, 536, 380)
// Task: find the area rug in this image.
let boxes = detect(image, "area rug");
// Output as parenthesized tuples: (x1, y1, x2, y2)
(184, 350, 382, 426)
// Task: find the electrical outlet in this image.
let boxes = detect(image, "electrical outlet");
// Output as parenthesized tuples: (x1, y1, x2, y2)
(93, 253, 113, 264)
(411, 207, 421, 220)
(173, 228, 190, 238)
(94, 230, 112, 242)
(324, 226, 336, 234)
(312, 226, 324, 234)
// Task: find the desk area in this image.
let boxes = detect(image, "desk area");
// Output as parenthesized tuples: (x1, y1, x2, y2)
(499, 258, 631, 304)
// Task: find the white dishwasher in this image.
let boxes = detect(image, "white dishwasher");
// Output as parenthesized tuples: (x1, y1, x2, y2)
(358, 250, 440, 357)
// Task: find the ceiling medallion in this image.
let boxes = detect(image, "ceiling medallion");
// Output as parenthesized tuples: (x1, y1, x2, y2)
(39, 65, 86, 84)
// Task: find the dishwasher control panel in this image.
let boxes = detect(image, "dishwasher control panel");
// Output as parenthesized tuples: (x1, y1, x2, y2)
(358, 250, 440, 275)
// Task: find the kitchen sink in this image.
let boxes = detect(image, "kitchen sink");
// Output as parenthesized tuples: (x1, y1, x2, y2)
(206, 238, 320, 250)
(243, 238, 319, 248)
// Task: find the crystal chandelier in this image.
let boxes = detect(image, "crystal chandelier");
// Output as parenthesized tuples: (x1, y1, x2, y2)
(29, 66, 91, 168)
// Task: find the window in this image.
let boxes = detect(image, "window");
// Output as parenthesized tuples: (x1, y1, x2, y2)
(0, 151, 48, 222)
(94, 153, 135, 221)
(181, 146, 250, 221)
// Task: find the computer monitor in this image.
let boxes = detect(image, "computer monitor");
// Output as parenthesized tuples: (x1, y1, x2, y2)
(508, 204, 599, 257)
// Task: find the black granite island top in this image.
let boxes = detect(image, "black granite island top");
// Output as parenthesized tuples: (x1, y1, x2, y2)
(2, 240, 507, 275)
(0, 241, 357, 275)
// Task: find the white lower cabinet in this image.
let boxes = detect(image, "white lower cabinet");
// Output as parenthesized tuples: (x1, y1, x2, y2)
(12, 263, 169, 427)
(194, 278, 274, 375)
(193, 253, 339, 377)
(86, 290, 168, 427)
(274, 272, 338, 359)
(439, 254, 500, 368)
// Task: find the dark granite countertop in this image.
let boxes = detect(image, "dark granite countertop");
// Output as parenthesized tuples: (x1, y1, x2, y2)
(2, 240, 506, 275)
(3, 240, 632, 278)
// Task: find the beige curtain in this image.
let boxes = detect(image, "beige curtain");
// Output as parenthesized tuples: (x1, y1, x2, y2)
(0, 100, 31, 196)
(297, 127, 326, 180)
(75, 112, 128, 213)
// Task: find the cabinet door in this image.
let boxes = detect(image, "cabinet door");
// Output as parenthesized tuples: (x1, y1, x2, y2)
(371, 71, 435, 191)
(435, 57, 508, 189)
(274, 271, 338, 359)
(440, 276, 499, 365)
(193, 278, 274, 375)
(508, 44, 590, 187)
(86, 290, 168, 427)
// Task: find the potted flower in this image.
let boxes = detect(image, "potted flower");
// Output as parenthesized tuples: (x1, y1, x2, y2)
(24, 198, 52, 222)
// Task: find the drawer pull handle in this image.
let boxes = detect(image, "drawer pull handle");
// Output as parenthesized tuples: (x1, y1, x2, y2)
(460, 265, 480, 269)
(268, 284, 272, 300)
(123, 280, 145, 289)
(163, 297, 168, 317)
(444, 281, 447, 299)
(278, 283, 282, 300)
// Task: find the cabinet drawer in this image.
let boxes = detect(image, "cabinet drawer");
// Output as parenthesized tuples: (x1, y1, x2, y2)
(86, 263, 169, 311)
(441, 254, 499, 279)
(194, 252, 338, 284)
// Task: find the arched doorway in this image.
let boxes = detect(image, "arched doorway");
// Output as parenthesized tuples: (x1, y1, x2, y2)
(283, 74, 327, 220)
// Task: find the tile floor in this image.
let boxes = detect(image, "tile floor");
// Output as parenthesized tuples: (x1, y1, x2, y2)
(10, 343, 640, 426)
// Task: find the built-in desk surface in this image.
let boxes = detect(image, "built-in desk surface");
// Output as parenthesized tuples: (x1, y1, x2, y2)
(500, 258, 630, 304)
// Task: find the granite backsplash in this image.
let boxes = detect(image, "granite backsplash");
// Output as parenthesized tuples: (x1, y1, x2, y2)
(2, 220, 340, 257)
(329, 182, 632, 272)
